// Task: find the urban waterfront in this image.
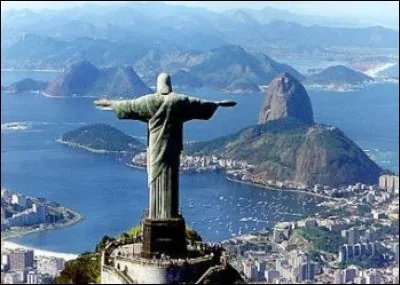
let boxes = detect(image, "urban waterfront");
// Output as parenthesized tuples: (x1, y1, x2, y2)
(1, 71, 398, 254)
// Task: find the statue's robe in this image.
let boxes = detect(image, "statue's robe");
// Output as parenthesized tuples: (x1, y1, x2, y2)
(113, 93, 219, 219)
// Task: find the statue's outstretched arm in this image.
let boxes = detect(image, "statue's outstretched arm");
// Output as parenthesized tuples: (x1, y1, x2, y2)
(93, 98, 120, 109)
(215, 100, 237, 107)
(94, 97, 151, 121)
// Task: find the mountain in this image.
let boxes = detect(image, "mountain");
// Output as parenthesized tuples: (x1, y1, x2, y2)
(236, 6, 398, 29)
(304, 65, 374, 87)
(170, 70, 203, 88)
(89, 65, 153, 97)
(4, 78, 48, 94)
(61, 124, 145, 153)
(188, 45, 304, 91)
(185, 74, 383, 187)
(222, 78, 260, 94)
(44, 61, 151, 97)
(2, 3, 398, 69)
(185, 118, 383, 187)
(124, 45, 304, 93)
(258, 73, 314, 124)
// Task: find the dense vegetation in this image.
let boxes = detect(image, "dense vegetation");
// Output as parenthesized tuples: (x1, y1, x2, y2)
(357, 204, 372, 216)
(377, 220, 399, 236)
(185, 117, 382, 186)
(338, 253, 387, 269)
(54, 252, 101, 284)
(62, 123, 145, 152)
(293, 227, 346, 254)
(119, 224, 203, 242)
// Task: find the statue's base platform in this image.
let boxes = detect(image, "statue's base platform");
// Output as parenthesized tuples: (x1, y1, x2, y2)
(141, 216, 187, 259)
(101, 228, 244, 284)
(101, 243, 243, 284)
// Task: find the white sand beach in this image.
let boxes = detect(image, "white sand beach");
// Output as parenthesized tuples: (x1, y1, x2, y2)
(2, 241, 78, 261)
(364, 62, 397, 78)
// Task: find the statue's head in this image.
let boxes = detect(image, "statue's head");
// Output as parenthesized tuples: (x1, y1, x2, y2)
(157, 73, 173, 95)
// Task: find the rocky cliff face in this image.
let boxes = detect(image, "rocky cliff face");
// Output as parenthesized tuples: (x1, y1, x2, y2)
(258, 72, 314, 124)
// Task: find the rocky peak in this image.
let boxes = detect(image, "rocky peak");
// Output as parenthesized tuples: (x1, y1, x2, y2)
(258, 72, 314, 124)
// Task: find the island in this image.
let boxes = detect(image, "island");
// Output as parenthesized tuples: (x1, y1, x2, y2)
(1, 187, 82, 240)
(59, 123, 145, 154)
(2, 78, 48, 94)
(303, 65, 374, 91)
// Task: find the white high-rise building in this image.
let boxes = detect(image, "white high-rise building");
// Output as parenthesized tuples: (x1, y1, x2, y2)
(27, 270, 39, 284)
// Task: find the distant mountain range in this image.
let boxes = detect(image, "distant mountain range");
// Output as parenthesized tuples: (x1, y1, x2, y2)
(2, 45, 308, 94)
(1, 2, 398, 69)
(3, 57, 379, 95)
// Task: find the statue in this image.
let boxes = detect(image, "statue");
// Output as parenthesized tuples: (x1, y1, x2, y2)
(94, 73, 236, 221)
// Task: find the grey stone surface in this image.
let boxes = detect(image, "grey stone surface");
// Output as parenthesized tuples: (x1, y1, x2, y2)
(258, 72, 314, 124)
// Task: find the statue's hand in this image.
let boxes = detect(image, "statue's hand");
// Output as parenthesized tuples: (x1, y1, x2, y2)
(94, 99, 112, 107)
(218, 100, 237, 107)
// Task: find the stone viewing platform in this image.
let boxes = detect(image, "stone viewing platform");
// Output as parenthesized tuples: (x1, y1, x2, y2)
(101, 231, 239, 284)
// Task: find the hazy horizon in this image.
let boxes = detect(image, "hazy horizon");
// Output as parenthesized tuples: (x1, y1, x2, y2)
(1, 1, 399, 29)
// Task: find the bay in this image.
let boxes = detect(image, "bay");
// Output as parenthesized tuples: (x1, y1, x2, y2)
(1, 71, 398, 253)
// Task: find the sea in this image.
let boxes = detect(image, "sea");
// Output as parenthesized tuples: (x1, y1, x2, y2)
(1, 70, 398, 254)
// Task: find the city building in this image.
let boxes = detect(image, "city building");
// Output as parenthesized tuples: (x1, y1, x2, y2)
(242, 260, 259, 280)
(379, 175, 400, 191)
(9, 249, 34, 271)
(7, 204, 47, 227)
(27, 270, 39, 284)
(393, 243, 399, 264)
(265, 269, 280, 283)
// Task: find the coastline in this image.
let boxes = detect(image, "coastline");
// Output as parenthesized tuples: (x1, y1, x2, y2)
(1, 207, 82, 261)
(40, 91, 97, 99)
(1, 207, 83, 241)
(60, 139, 343, 201)
(363, 62, 397, 78)
(225, 176, 340, 201)
(1, 241, 79, 261)
(57, 139, 121, 154)
(127, 160, 338, 201)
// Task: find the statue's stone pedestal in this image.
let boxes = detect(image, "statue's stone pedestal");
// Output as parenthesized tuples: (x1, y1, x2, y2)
(141, 216, 187, 259)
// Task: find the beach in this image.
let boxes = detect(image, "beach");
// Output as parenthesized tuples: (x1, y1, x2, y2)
(364, 62, 398, 78)
(2, 241, 78, 261)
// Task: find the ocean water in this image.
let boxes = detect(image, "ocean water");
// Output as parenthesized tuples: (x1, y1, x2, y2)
(1, 71, 398, 253)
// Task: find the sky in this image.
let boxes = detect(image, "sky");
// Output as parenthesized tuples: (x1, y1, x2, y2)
(1, 1, 399, 24)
